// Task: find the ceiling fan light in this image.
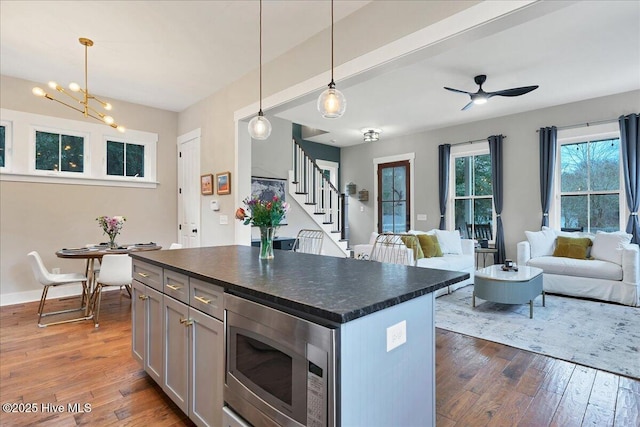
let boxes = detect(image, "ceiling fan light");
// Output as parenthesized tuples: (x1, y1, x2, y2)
(473, 96, 488, 105)
(248, 113, 272, 140)
(317, 86, 346, 119)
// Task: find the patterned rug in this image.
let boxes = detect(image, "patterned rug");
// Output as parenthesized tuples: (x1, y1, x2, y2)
(435, 285, 640, 379)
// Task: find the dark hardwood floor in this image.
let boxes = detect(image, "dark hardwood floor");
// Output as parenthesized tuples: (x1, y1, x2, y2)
(1, 292, 638, 426)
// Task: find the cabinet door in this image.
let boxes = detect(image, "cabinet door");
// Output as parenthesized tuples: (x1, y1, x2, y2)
(145, 286, 164, 384)
(189, 308, 223, 427)
(163, 296, 189, 413)
(131, 280, 146, 365)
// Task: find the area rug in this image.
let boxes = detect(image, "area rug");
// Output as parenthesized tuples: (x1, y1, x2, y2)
(435, 285, 640, 379)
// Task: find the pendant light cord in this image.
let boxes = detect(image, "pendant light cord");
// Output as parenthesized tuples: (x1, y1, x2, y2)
(330, 0, 334, 84)
(259, 0, 263, 114)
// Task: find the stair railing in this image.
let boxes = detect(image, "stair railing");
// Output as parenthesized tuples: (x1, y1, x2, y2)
(291, 140, 343, 235)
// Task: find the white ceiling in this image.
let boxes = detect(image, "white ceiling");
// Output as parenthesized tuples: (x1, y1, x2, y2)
(1, 1, 639, 147)
(275, 0, 640, 146)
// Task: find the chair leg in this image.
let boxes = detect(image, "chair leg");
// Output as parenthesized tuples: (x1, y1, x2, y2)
(37, 282, 92, 328)
(124, 284, 132, 298)
(92, 285, 103, 328)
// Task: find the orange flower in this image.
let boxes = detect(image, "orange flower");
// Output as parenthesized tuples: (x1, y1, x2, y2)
(235, 207, 246, 221)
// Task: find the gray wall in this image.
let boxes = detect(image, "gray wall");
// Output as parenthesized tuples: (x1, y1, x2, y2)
(342, 90, 640, 259)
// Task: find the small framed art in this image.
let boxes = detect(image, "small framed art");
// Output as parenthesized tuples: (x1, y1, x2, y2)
(201, 174, 213, 195)
(216, 171, 231, 195)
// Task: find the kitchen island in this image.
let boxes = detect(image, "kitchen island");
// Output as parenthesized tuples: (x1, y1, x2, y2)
(130, 245, 469, 427)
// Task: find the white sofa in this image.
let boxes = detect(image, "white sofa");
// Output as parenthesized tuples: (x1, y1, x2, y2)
(517, 229, 640, 307)
(353, 230, 475, 297)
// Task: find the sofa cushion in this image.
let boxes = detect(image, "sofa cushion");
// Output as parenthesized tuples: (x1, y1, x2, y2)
(416, 254, 473, 272)
(525, 228, 556, 258)
(591, 231, 632, 265)
(401, 235, 424, 259)
(417, 234, 442, 258)
(434, 229, 462, 254)
(552, 236, 593, 260)
(528, 256, 622, 281)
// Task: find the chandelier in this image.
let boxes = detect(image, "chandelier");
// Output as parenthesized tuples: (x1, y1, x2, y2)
(317, 0, 346, 119)
(248, 0, 272, 140)
(32, 38, 125, 133)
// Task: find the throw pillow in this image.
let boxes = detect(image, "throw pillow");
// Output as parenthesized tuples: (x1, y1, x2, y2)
(591, 231, 632, 265)
(552, 236, 593, 260)
(401, 235, 424, 260)
(417, 234, 443, 258)
(434, 229, 462, 255)
(525, 228, 556, 258)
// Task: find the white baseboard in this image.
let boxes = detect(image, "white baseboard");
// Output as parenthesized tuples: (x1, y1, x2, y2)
(0, 284, 122, 307)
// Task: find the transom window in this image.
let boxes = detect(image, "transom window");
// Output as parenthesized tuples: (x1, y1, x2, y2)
(453, 151, 494, 239)
(107, 140, 145, 177)
(559, 138, 621, 232)
(377, 160, 410, 233)
(35, 130, 84, 173)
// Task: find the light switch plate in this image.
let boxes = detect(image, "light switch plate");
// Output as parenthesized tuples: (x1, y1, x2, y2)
(220, 215, 228, 225)
(417, 214, 427, 221)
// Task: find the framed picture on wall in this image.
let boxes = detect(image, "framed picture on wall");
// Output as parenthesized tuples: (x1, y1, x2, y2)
(201, 174, 213, 195)
(216, 171, 231, 195)
(251, 176, 288, 225)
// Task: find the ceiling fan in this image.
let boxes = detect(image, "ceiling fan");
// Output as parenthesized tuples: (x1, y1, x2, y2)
(444, 75, 539, 111)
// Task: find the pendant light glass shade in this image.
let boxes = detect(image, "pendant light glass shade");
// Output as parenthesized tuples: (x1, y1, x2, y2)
(317, 0, 345, 119)
(249, 0, 271, 140)
(318, 82, 346, 119)
(248, 111, 272, 140)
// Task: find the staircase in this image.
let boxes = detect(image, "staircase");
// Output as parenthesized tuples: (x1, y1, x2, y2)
(289, 140, 350, 257)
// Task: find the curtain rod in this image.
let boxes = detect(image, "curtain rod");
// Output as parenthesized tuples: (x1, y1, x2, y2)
(448, 135, 507, 147)
(537, 117, 619, 132)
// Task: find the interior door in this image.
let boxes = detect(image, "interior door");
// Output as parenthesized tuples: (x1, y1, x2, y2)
(178, 131, 201, 248)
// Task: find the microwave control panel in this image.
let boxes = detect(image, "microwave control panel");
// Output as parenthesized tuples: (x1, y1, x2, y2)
(306, 361, 325, 427)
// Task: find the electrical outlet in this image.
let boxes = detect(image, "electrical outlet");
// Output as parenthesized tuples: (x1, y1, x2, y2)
(52, 267, 61, 274)
(386, 320, 407, 352)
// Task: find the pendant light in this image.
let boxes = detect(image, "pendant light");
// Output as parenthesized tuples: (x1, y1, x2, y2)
(317, 0, 346, 118)
(248, 0, 272, 140)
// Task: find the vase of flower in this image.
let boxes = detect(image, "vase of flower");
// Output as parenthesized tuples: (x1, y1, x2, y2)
(97, 215, 126, 250)
(236, 196, 289, 260)
(259, 226, 275, 260)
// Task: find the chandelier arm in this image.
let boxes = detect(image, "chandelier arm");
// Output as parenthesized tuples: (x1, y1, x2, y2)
(47, 96, 87, 115)
(55, 87, 86, 106)
(91, 94, 111, 109)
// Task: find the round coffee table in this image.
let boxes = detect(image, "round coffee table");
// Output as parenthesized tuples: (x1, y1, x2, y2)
(473, 264, 545, 318)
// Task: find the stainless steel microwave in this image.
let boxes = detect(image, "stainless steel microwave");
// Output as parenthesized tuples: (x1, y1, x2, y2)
(224, 294, 337, 427)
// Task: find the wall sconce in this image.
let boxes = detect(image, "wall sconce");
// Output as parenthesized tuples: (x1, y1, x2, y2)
(345, 182, 356, 195)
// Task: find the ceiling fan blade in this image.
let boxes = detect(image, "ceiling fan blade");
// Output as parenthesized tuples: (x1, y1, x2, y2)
(444, 86, 473, 95)
(488, 85, 539, 98)
(461, 101, 474, 111)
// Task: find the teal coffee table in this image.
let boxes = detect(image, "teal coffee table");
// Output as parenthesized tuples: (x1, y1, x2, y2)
(473, 265, 545, 318)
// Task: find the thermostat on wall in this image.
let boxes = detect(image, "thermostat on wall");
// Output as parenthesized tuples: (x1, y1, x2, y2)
(210, 200, 220, 211)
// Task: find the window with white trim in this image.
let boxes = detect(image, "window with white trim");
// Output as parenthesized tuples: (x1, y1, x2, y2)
(450, 144, 494, 239)
(35, 130, 86, 173)
(557, 135, 622, 232)
(106, 139, 145, 177)
(0, 124, 6, 168)
(0, 120, 13, 170)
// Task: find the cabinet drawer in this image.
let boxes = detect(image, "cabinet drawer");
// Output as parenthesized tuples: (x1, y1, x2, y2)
(132, 260, 163, 291)
(190, 278, 224, 320)
(164, 270, 189, 304)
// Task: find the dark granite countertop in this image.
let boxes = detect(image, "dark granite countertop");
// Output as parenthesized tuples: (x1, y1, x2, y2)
(130, 245, 469, 324)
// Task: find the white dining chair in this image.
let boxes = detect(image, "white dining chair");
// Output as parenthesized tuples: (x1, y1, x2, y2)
(27, 251, 90, 327)
(168, 243, 183, 249)
(291, 229, 324, 255)
(90, 254, 132, 328)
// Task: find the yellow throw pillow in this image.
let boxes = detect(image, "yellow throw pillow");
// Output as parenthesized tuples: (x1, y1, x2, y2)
(417, 234, 443, 258)
(401, 235, 424, 260)
(552, 236, 592, 260)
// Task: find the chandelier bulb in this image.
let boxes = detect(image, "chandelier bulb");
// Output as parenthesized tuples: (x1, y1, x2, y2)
(48, 81, 59, 90)
(69, 82, 81, 92)
(104, 102, 112, 111)
(103, 115, 115, 125)
(248, 112, 272, 140)
(32, 87, 46, 97)
(117, 125, 126, 133)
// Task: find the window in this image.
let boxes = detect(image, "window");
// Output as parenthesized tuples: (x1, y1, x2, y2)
(107, 140, 145, 177)
(35, 130, 84, 173)
(559, 138, 621, 232)
(0, 125, 5, 168)
(377, 160, 410, 233)
(452, 151, 494, 239)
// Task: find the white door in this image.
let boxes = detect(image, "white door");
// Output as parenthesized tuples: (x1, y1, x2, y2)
(177, 130, 201, 248)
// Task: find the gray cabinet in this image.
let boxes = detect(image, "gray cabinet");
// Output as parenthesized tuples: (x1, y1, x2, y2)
(163, 295, 189, 413)
(131, 280, 164, 384)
